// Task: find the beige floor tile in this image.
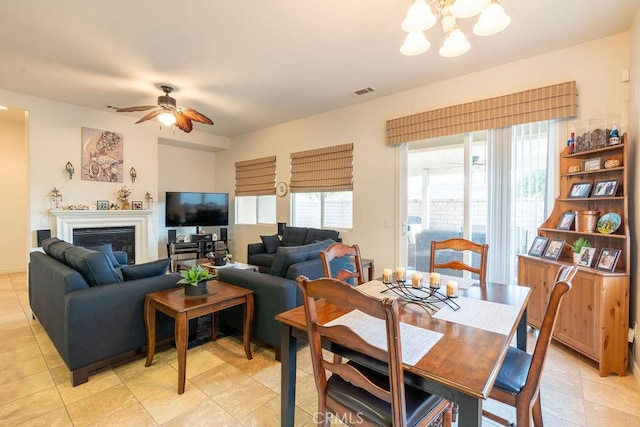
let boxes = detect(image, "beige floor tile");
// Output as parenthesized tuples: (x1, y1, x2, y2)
(0, 354, 49, 385)
(163, 344, 226, 379)
(584, 400, 640, 427)
(0, 386, 65, 425)
(191, 361, 250, 398)
(0, 370, 55, 406)
(163, 399, 241, 426)
(90, 402, 158, 427)
(118, 361, 181, 401)
(539, 386, 587, 425)
(582, 377, 640, 418)
(0, 340, 42, 364)
(66, 383, 138, 426)
(212, 376, 278, 420)
(15, 407, 73, 427)
(140, 380, 209, 425)
(56, 366, 123, 405)
(291, 374, 320, 416)
(240, 395, 312, 427)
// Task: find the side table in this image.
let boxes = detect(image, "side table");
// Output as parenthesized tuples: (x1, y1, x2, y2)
(144, 280, 254, 394)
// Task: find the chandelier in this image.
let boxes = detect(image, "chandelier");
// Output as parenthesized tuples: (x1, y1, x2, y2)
(400, 0, 511, 57)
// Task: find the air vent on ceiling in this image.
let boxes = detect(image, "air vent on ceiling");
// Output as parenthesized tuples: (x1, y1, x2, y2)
(352, 87, 376, 96)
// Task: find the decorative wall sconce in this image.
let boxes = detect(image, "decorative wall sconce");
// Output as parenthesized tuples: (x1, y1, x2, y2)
(130, 167, 137, 183)
(65, 161, 75, 179)
(51, 187, 62, 208)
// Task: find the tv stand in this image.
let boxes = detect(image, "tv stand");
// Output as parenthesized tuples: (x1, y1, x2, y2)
(167, 234, 228, 272)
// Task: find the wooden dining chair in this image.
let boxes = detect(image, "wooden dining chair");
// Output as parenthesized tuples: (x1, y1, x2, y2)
(482, 265, 576, 427)
(429, 238, 489, 286)
(320, 242, 365, 285)
(296, 276, 453, 427)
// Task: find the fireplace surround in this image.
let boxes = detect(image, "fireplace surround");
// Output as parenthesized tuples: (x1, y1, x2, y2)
(51, 209, 153, 263)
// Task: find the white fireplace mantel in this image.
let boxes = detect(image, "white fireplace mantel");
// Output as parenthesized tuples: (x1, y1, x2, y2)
(50, 209, 153, 263)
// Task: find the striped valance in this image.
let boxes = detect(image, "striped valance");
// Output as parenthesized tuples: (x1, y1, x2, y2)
(386, 81, 578, 145)
(234, 156, 276, 196)
(290, 143, 353, 193)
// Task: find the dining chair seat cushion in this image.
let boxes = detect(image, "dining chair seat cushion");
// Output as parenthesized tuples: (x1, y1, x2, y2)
(492, 346, 532, 394)
(327, 362, 445, 426)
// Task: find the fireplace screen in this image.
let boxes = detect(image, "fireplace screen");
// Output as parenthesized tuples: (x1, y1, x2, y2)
(73, 226, 135, 264)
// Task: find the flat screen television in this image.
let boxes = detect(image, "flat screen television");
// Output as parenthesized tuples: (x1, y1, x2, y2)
(165, 192, 229, 227)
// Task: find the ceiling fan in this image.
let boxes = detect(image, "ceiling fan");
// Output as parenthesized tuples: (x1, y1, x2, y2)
(116, 85, 213, 133)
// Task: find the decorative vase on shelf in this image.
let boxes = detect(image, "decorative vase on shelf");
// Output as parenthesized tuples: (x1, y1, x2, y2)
(121, 201, 131, 210)
(573, 252, 581, 264)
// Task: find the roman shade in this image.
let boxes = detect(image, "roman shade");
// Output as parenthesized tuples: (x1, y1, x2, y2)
(386, 81, 577, 145)
(234, 156, 276, 196)
(290, 143, 353, 193)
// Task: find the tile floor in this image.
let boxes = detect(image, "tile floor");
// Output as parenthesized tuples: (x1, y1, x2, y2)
(1, 271, 640, 426)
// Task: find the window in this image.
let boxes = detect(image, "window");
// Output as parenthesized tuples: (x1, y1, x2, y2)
(292, 191, 352, 229)
(235, 195, 276, 225)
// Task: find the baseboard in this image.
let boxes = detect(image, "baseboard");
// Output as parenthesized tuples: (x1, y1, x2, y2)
(630, 347, 640, 388)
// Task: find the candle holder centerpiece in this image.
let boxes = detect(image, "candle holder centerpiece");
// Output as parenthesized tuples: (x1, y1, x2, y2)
(381, 269, 460, 311)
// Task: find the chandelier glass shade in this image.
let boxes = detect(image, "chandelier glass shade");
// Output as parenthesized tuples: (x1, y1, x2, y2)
(400, 0, 510, 57)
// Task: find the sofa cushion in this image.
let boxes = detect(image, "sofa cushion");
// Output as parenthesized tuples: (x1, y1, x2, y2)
(260, 234, 282, 254)
(86, 243, 121, 268)
(270, 239, 335, 278)
(64, 246, 123, 286)
(304, 228, 339, 244)
(45, 239, 76, 265)
(281, 227, 308, 247)
(120, 259, 170, 281)
(41, 237, 64, 254)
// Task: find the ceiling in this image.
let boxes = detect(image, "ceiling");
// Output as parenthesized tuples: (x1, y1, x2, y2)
(0, 1, 637, 137)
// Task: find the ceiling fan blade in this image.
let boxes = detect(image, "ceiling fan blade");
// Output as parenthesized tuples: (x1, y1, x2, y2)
(135, 109, 162, 124)
(180, 107, 214, 125)
(116, 105, 156, 112)
(174, 114, 193, 133)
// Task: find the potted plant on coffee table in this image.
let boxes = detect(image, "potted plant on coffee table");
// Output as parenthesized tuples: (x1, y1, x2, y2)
(178, 265, 214, 296)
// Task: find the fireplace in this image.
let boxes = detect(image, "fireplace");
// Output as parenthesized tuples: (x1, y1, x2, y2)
(73, 226, 136, 264)
(51, 209, 153, 263)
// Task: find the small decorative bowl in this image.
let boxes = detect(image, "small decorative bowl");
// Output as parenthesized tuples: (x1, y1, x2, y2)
(604, 159, 621, 169)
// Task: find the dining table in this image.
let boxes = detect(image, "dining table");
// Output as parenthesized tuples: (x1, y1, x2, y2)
(275, 278, 531, 427)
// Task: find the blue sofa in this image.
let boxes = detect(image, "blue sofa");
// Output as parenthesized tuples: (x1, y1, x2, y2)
(219, 238, 346, 357)
(29, 238, 181, 386)
(247, 226, 340, 273)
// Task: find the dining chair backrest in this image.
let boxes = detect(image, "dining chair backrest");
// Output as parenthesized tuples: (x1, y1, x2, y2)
(484, 265, 576, 426)
(296, 275, 451, 426)
(320, 242, 365, 285)
(430, 238, 489, 286)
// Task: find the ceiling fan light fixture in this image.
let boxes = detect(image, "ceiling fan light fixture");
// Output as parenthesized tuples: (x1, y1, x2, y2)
(158, 112, 177, 126)
(473, 0, 511, 36)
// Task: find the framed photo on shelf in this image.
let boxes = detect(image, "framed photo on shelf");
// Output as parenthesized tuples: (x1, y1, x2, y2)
(595, 248, 621, 272)
(591, 179, 619, 197)
(557, 211, 576, 230)
(542, 238, 565, 260)
(568, 182, 592, 198)
(582, 158, 601, 171)
(577, 247, 597, 267)
(131, 200, 143, 210)
(96, 200, 109, 210)
(528, 236, 549, 257)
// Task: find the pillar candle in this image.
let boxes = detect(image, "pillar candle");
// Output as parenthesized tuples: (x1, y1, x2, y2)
(395, 267, 405, 282)
(412, 273, 423, 289)
(382, 268, 393, 283)
(429, 272, 441, 289)
(446, 280, 459, 298)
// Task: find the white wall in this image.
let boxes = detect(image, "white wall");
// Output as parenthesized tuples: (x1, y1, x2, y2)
(628, 6, 640, 374)
(0, 116, 28, 273)
(157, 143, 218, 257)
(218, 33, 631, 274)
(0, 88, 229, 267)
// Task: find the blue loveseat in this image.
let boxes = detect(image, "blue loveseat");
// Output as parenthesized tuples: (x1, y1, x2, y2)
(29, 238, 180, 386)
(219, 238, 346, 357)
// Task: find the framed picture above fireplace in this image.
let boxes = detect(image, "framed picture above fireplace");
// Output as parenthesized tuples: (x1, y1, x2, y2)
(97, 200, 109, 210)
(132, 201, 143, 210)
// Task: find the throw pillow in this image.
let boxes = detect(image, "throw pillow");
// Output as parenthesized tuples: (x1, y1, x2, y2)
(304, 228, 339, 244)
(260, 234, 282, 254)
(120, 259, 170, 281)
(64, 246, 123, 286)
(281, 226, 308, 246)
(86, 243, 120, 268)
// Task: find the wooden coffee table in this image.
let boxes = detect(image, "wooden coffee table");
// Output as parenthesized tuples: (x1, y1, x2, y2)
(144, 280, 254, 394)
